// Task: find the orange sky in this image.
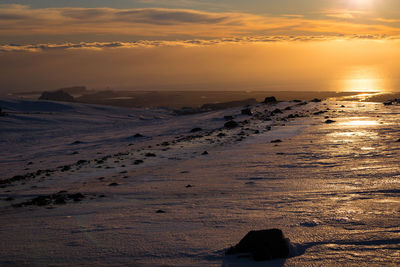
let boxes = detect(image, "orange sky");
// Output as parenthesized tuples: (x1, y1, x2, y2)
(1, 39, 399, 93)
(0, 1, 399, 93)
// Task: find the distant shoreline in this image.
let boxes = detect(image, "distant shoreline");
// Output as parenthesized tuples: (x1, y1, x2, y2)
(4, 89, 394, 109)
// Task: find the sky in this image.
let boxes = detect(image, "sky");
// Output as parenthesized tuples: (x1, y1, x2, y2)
(0, 0, 399, 93)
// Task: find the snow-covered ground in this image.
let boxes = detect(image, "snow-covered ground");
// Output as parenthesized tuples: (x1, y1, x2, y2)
(0, 98, 399, 266)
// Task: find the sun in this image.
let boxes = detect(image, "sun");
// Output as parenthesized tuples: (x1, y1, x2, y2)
(349, 0, 375, 8)
(352, 0, 372, 3)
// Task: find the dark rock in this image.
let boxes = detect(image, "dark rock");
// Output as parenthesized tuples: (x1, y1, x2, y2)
(133, 133, 144, 138)
(108, 182, 119, 186)
(297, 101, 308, 106)
(284, 106, 292, 111)
(61, 166, 71, 172)
(271, 109, 283, 115)
(224, 120, 239, 129)
(396, 139, 400, 142)
(271, 139, 282, 143)
(0, 175, 25, 185)
(292, 100, 302, 103)
(325, 119, 336, 124)
(76, 160, 87, 165)
(185, 184, 192, 188)
(263, 96, 277, 104)
(156, 209, 166, 213)
(190, 127, 202, 133)
(224, 115, 234, 121)
(31, 196, 52, 206)
(288, 114, 299, 119)
(202, 151, 209, 155)
(134, 159, 144, 165)
(5, 196, 14, 201)
(68, 193, 85, 201)
(384, 101, 393, 106)
(145, 153, 156, 157)
(226, 229, 290, 261)
(241, 108, 253, 116)
(311, 98, 322, 103)
(313, 110, 327, 115)
(161, 141, 169, 146)
(54, 196, 67, 205)
(71, 140, 83, 145)
(39, 90, 75, 102)
(217, 133, 226, 137)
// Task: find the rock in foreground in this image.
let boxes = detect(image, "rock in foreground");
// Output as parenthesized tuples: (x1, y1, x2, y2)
(224, 120, 239, 129)
(263, 96, 277, 104)
(226, 229, 290, 261)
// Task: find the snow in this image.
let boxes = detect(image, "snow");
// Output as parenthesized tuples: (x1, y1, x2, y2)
(0, 98, 399, 266)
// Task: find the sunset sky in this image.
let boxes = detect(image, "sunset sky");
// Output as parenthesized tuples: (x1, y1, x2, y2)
(1, 0, 399, 92)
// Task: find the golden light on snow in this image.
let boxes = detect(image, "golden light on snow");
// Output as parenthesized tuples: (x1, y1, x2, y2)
(339, 120, 379, 126)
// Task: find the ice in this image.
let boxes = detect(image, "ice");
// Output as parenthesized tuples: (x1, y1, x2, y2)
(0, 98, 399, 266)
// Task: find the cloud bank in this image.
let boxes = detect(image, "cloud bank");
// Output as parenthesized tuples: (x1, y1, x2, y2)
(1, 35, 397, 53)
(1, 4, 400, 43)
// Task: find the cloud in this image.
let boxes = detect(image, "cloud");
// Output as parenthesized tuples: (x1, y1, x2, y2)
(323, 9, 365, 20)
(0, 5, 400, 42)
(373, 17, 400, 24)
(1, 35, 397, 53)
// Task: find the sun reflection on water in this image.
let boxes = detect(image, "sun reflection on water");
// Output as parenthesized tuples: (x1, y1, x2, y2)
(339, 120, 379, 126)
(340, 67, 387, 93)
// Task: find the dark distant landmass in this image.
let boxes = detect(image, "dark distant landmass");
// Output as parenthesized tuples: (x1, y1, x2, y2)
(39, 90, 75, 102)
(68, 89, 364, 109)
(201, 98, 258, 110)
(10, 85, 394, 109)
(57, 86, 87, 95)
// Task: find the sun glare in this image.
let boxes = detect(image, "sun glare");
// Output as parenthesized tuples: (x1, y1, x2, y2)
(349, 0, 375, 8)
(339, 120, 379, 126)
(341, 67, 385, 92)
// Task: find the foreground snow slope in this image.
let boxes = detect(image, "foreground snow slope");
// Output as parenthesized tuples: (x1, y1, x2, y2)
(0, 98, 399, 266)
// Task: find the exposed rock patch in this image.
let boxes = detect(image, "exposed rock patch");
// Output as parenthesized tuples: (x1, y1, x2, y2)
(13, 192, 86, 207)
(226, 229, 290, 261)
(263, 96, 277, 104)
(224, 120, 239, 129)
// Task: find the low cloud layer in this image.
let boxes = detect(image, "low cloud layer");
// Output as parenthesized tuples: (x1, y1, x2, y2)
(1, 35, 397, 53)
(1, 4, 400, 43)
